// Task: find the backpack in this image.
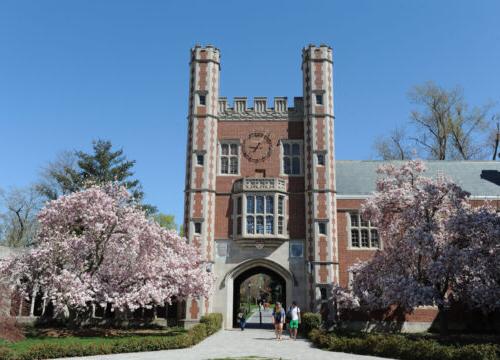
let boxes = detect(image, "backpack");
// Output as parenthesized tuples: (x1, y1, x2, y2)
(285, 307, 292, 322)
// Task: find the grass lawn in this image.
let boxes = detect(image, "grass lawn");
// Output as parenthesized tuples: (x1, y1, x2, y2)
(6, 328, 184, 351)
(0, 327, 191, 359)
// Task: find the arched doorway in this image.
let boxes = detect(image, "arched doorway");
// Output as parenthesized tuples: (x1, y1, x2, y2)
(232, 266, 287, 328)
(221, 258, 294, 329)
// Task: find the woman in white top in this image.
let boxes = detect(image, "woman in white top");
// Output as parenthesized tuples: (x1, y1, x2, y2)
(288, 301, 301, 340)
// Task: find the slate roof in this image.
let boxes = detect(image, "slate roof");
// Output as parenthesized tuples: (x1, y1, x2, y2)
(336, 160, 500, 198)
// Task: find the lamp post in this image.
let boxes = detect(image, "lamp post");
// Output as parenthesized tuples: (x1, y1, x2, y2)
(247, 284, 252, 318)
(259, 286, 262, 327)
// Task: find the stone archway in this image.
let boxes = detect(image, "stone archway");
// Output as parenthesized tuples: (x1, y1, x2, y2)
(233, 266, 286, 328)
(221, 258, 294, 329)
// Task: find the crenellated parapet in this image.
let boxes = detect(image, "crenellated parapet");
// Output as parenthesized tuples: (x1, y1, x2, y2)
(218, 96, 304, 120)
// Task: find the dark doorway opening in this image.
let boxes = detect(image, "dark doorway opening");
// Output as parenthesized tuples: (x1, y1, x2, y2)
(233, 266, 286, 328)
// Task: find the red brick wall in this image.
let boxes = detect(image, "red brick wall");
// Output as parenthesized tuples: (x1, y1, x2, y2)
(215, 120, 305, 239)
(337, 199, 376, 288)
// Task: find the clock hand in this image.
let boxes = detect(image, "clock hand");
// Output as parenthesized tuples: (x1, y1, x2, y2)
(252, 142, 261, 152)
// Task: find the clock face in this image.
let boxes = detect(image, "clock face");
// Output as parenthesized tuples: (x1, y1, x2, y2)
(243, 132, 273, 163)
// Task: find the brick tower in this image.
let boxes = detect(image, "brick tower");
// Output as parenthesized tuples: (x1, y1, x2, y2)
(183, 45, 220, 325)
(183, 44, 338, 328)
(302, 45, 338, 311)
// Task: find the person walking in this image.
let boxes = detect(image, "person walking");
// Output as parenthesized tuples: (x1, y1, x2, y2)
(288, 301, 301, 340)
(237, 309, 246, 331)
(271, 302, 286, 340)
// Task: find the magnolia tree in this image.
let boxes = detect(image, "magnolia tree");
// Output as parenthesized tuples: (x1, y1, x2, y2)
(333, 160, 500, 333)
(0, 185, 213, 323)
(450, 205, 500, 312)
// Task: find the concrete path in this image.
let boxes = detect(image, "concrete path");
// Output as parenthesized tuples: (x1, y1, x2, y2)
(63, 327, 390, 360)
(245, 307, 273, 328)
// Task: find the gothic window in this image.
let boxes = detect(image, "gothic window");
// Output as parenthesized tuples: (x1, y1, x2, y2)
(220, 142, 239, 175)
(349, 212, 380, 249)
(282, 141, 303, 175)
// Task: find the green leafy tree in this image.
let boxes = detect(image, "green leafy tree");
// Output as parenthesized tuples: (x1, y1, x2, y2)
(36, 140, 157, 214)
(153, 213, 177, 231)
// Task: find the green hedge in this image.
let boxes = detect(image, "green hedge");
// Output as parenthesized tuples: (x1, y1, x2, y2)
(200, 313, 223, 335)
(300, 312, 321, 337)
(308, 329, 498, 360)
(0, 313, 223, 360)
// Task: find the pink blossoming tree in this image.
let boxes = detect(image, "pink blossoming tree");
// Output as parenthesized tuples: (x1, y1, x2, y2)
(333, 160, 500, 333)
(0, 185, 213, 323)
(449, 205, 500, 312)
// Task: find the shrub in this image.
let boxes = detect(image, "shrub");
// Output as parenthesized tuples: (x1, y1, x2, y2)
(0, 313, 224, 360)
(189, 323, 208, 345)
(453, 344, 497, 360)
(308, 331, 498, 360)
(301, 312, 321, 336)
(0, 347, 15, 360)
(200, 313, 223, 335)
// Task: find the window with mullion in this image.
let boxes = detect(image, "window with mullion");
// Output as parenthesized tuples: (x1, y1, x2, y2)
(244, 194, 277, 236)
(282, 141, 302, 175)
(220, 142, 239, 174)
(349, 212, 380, 249)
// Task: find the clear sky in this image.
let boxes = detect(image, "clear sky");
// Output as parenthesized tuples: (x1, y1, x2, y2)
(1, 0, 499, 224)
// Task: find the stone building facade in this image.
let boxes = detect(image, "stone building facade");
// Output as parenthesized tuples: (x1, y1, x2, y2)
(182, 44, 500, 330)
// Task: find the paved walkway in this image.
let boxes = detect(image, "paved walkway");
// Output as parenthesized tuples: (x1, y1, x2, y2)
(245, 307, 273, 328)
(63, 327, 389, 360)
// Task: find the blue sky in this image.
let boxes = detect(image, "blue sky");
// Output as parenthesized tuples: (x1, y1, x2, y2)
(1, 0, 499, 224)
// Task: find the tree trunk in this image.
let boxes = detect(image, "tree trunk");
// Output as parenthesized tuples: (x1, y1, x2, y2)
(438, 304, 448, 336)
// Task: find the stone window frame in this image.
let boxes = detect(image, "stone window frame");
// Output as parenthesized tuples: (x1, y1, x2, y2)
(196, 90, 208, 107)
(194, 221, 202, 235)
(314, 150, 327, 167)
(219, 140, 240, 176)
(194, 150, 206, 167)
(317, 220, 328, 236)
(280, 140, 304, 176)
(232, 192, 288, 240)
(347, 212, 381, 250)
(313, 90, 326, 107)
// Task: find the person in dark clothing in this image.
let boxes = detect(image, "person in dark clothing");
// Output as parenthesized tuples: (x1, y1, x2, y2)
(237, 309, 246, 331)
